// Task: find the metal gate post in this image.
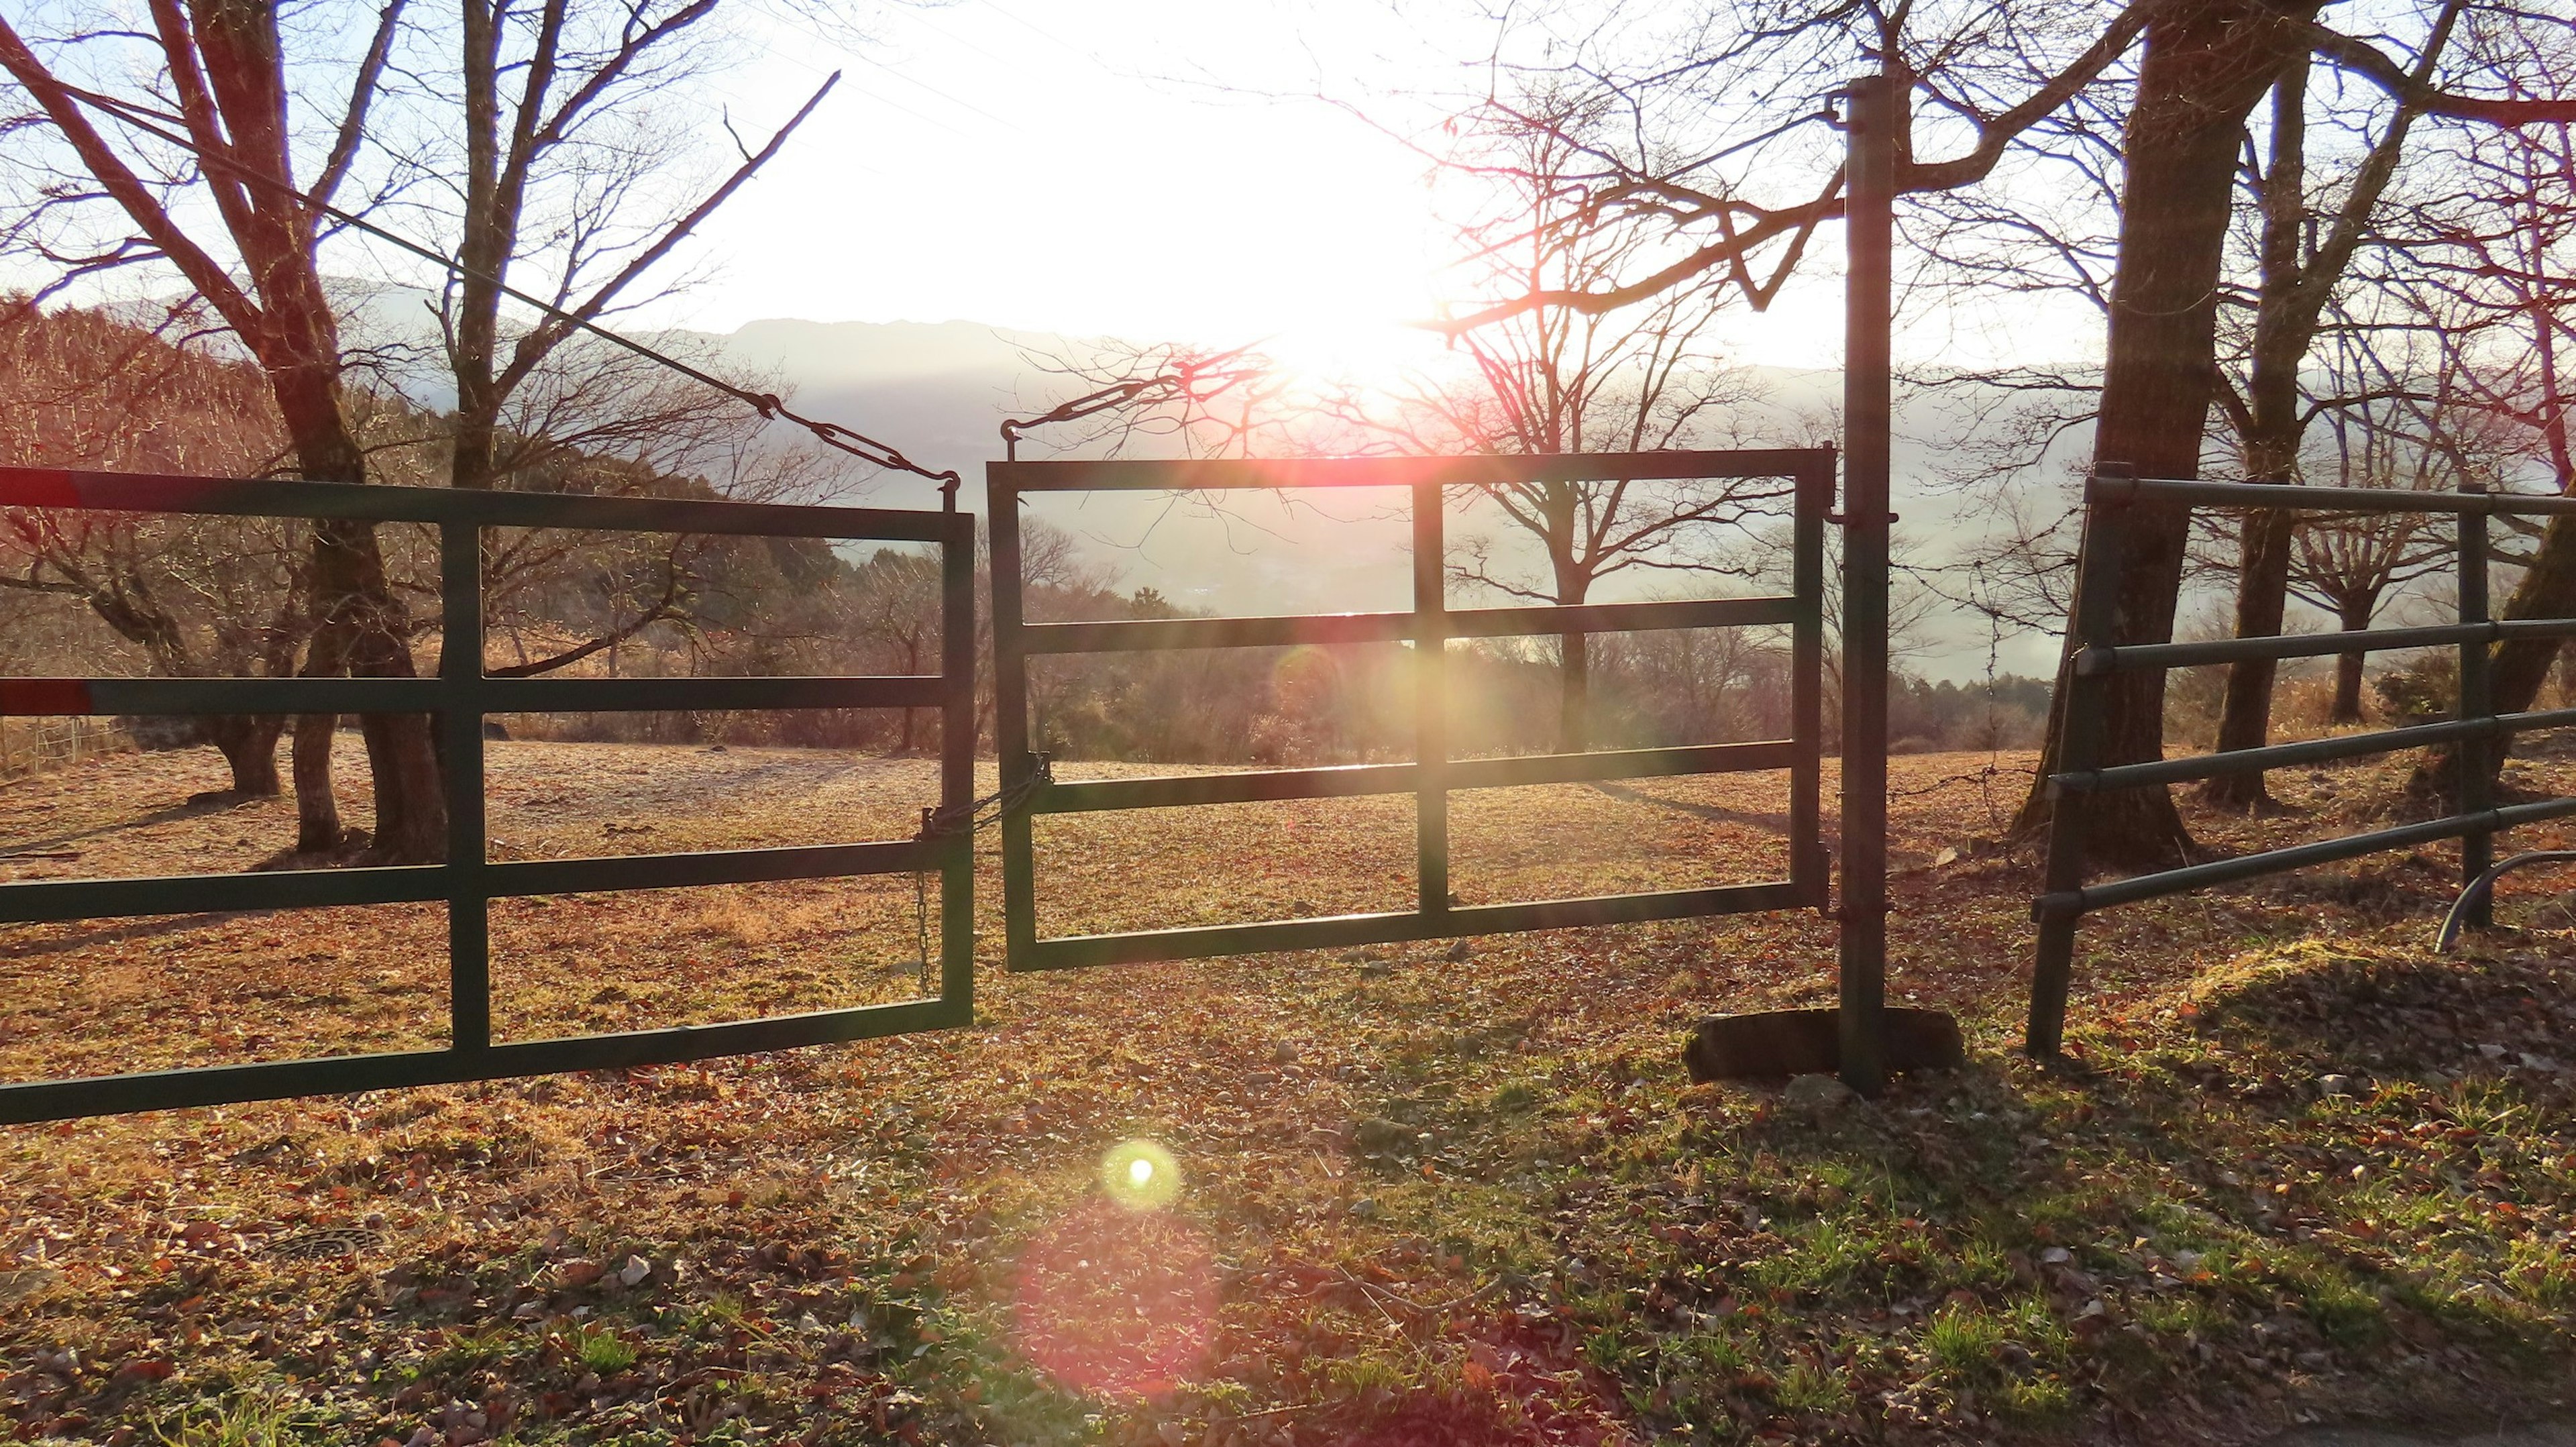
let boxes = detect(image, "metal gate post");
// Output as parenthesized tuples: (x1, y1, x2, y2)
(440, 519, 491, 1051)
(940, 504, 980, 1013)
(1837, 70, 1898, 1095)
(1413, 481, 1451, 918)
(989, 484, 1040, 965)
(2026, 482, 2131, 1057)
(2459, 485, 2493, 929)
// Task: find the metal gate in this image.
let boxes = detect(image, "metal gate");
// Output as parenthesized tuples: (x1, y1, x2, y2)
(2026, 471, 2576, 1055)
(0, 467, 975, 1123)
(987, 451, 1834, 971)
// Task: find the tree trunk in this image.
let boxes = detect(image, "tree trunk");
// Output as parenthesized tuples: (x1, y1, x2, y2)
(278, 402, 445, 862)
(2203, 506, 2298, 808)
(2410, 511, 2576, 798)
(2013, 0, 2318, 869)
(205, 713, 285, 796)
(2331, 591, 2377, 724)
(2204, 58, 2312, 810)
(1550, 502, 1591, 753)
(1560, 629, 1590, 753)
(294, 710, 343, 851)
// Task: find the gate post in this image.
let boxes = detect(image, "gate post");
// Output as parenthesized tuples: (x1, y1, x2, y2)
(2025, 478, 2131, 1057)
(2458, 484, 2493, 929)
(1837, 70, 1898, 1096)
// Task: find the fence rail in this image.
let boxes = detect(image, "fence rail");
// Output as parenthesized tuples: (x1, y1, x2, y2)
(987, 449, 1837, 974)
(2027, 472, 2575, 1055)
(0, 465, 976, 1123)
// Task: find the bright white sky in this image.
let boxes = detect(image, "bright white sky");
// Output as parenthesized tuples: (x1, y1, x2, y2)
(665, 0, 1857, 372)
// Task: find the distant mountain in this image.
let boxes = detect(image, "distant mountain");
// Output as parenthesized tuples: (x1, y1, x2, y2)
(301, 285, 2085, 678)
(702, 317, 1062, 511)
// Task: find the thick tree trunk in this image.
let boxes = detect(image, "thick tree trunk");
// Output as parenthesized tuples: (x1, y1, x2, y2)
(2205, 60, 2313, 810)
(205, 713, 285, 796)
(1550, 511, 1591, 753)
(1560, 630, 1590, 753)
(2013, 0, 2319, 869)
(278, 388, 445, 863)
(2410, 511, 2576, 798)
(2204, 507, 2298, 807)
(2331, 592, 2377, 724)
(294, 714, 343, 851)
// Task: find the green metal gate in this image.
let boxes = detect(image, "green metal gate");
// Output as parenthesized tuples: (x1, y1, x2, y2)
(0, 466, 975, 1124)
(986, 450, 1835, 971)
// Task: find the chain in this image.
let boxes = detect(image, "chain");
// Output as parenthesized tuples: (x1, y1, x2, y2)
(45, 78, 963, 503)
(998, 345, 1267, 461)
(914, 755, 1055, 841)
(909, 755, 1053, 990)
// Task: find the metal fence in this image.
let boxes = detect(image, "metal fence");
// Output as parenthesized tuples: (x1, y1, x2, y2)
(0, 715, 129, 780)
(0, 466, 975, 1123)
(2027, 472, 2576, 1056)
(987, 451, 1835, 972)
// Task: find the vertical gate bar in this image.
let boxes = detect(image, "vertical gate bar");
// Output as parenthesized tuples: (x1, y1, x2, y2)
(987, 477, 1040, 967)
(439, 519, 490, 1052)
(2025, 487, 2130, 1057)
(938, 507, 979, 1014)
(2459, 486, 2493, 929)
(1413, 480, 1450, 919)
(1837, 69, 1897, 1096)
(1790, 452, 1830, 903)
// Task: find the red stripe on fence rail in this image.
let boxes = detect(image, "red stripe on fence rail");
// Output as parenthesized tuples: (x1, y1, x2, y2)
(0, 680, 96, 716)
(0, 468, 79, 509)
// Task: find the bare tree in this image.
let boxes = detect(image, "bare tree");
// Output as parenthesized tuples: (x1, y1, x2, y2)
(1433, 1, 2576, 869)
(2381, 19, 2576, 797)
(0, 1, 846, 857)
(2202, 17, 2463, 808)
(0, 2, 449, 859)
(2288, 371, 2489, 724)
(1350, 85, 1792, 751)
(0, 301, 309, 792)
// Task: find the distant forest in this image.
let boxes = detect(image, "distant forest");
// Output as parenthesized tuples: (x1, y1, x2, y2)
(1, 303, 2048, 771)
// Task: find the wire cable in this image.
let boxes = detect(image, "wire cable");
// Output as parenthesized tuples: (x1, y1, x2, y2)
(44, 76, 963, 499)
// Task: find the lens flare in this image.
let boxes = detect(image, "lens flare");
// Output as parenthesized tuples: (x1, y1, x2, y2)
(1100, 1138, 1181, 1211)
(1013, 1199, 1218, 1397)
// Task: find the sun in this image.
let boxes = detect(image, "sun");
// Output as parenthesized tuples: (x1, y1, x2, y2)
(1262, 316, 1454, 396)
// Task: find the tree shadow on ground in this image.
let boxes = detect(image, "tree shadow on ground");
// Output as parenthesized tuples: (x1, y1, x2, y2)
(1585, 780, 1791, 834)
(1, 789, 265, 857)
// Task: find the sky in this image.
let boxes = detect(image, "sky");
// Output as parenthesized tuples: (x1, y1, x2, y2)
(661, 0, 1858, 373)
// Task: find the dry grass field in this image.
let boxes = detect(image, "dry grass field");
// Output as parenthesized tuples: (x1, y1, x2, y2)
(7, 737, 2576, 1446)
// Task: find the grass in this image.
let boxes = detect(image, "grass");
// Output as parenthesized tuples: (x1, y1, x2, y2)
(8, 739, 2576, 1444)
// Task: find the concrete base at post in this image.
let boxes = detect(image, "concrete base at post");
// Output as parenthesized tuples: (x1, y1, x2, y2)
(1685, 1006, 1966, 1083)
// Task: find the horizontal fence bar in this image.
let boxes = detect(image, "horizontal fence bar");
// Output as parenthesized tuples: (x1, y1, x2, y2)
(0, 998, 965, 1126)
(0, 466, 954, 540)
(1450, 741, 1798, 789)
(2090, 474, 2576, 518)
(1016, 596, 1801, 656)
(1036, 742, 1798, 814)
(1042, 762, 1413, 812)
(489, 839, 949, 894)
(2, 677, 441, 714)
(480, 676, 947, 712)
(2056, 706, 2576, 792)
(0, 834, 947, 923)
(2035, 794, 2576, 919)
(1449, 596, 1801, 640)
(0, 675, 950, 716)
(990, 449, 1833, 493)
(1019, 881, 1805, 969)
(0, 865, 445, 922)
(1022, 612, 1415, 655)
(2076, 618, 2576, 676)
